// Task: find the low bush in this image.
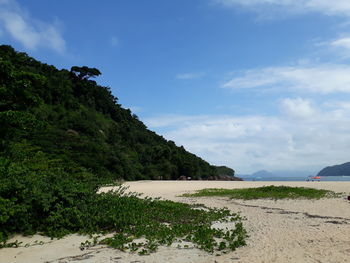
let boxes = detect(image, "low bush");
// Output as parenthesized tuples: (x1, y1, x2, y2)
(0, 142, 247, 254)
(182, 185, 339, 200)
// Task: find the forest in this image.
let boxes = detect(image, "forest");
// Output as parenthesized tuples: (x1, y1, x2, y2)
(0, 45, 235, 182)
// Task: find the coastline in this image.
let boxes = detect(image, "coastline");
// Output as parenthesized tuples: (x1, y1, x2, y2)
(2, 181, 350, 263)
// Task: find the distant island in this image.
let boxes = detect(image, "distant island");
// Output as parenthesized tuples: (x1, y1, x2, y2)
(317, 162, 350, 177)
(251, 170, 275, 178)
(238, 170, 312, 179)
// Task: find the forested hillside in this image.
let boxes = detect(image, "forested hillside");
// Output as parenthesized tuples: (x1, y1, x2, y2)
(0, 45, 232, 181)
(317, 162, 350, 177)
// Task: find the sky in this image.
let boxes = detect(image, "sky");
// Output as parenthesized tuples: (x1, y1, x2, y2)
(1, 0, 350, 175)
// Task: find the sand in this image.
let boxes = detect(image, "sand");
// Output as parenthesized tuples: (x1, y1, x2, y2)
(1, 181, 350, 263)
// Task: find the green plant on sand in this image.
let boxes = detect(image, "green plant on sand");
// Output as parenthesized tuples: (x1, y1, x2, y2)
(0, 142, 247, 254)
(182, 185, 340, 200)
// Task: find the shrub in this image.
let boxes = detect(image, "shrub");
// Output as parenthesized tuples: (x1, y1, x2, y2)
(0, 142, 247, 254)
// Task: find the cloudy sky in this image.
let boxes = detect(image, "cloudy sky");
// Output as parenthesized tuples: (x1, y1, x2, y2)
(1, 0, 350, 174)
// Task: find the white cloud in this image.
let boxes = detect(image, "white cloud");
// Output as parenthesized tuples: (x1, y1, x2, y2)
(176, 72, 204, 80)
(223, 65, 350, 94)
(330, 37, 350, 49)
(145, 102, 350, 174)
(215, 0, 350, 18)
(0, 0, 65, 53)
(280, 98, 317, 119)
(324, 100, 350, 110)
(324, 37, 350, 58)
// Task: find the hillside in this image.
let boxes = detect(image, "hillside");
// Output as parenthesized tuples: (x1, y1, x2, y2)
(0, 45, 237, 181)
(211, 166, 242, 181)
(251, 170, 275, 177)
(317, 162, 350, 177)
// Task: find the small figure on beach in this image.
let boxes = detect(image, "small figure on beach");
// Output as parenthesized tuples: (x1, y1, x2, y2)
(307, 176, 321, 182)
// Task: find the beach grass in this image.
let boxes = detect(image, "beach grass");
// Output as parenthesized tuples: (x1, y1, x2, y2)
(182, 185, 339, 200)
(93, 189, 248, 254)
(1, 183, 248, 254)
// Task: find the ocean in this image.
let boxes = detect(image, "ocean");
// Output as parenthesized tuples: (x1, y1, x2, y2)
(240, 176, 350, 181)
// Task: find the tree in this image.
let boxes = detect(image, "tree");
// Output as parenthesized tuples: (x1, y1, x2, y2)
(70, 66, 101, 80)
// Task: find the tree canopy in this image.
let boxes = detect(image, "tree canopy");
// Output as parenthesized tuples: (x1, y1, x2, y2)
(70, 66, 101, 80)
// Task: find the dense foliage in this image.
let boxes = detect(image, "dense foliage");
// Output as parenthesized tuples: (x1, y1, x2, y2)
(183, 186, 339, 200)
(0, 44, 223, 181)
(214, 166, 235, 177)
(0, 142, 246, 253)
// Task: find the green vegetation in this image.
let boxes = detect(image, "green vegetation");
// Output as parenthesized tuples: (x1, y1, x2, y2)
(183, 186, 339, 200)
(214, 166, 235, 177)
(0, 142, 246, 253)
(0, 45, 246, 253)
(0, 44, 227, 181)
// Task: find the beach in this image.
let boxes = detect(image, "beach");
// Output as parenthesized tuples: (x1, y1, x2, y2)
(2, 181, 350, 263)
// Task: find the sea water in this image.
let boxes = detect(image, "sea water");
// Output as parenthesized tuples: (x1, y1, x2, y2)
(240, 176, 350, 182)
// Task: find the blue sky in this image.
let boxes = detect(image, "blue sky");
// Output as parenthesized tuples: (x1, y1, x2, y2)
(2, 0, 350, 174)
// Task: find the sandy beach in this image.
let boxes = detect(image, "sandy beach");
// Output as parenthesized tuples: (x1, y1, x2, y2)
(1, 181, 350, 263)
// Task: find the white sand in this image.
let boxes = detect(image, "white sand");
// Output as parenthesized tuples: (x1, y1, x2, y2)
(1, 181, 350, 263)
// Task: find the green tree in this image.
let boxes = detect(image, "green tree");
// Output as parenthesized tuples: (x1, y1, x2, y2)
(70, 66, 101, 80)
